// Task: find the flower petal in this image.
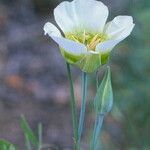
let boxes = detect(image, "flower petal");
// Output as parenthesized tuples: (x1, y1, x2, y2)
(96, 16, 135, 53)
(96, 39, 121, 53)
(105, 16, 135, 40)
(44, 22, 87, 55)
(51, 36, 87, 55)
(54, 0, 109, 33)
(43, 22, 62, 37)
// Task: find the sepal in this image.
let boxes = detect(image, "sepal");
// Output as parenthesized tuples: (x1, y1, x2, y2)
(61, 48, 109, 73)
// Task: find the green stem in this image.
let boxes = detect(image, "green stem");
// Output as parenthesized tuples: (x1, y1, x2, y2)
(91, 115, 98, 150)
(90, 71, 104, 150)
(95, 114, 104, 149)
(78, 72, 88, 147)
(66, 63, 78, 150)
(91, 114, 104, 150)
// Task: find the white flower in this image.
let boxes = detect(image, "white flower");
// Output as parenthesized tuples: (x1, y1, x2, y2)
(43, 0, 135, 73)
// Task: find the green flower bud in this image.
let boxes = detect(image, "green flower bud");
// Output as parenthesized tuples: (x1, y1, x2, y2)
(94, 66, 113, 114)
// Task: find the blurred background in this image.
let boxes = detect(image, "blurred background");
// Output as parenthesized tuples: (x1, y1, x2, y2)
(0, 0, 149, 149)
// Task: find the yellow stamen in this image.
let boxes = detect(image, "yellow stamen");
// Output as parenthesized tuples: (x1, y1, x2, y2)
(71, 35, 79, 42)
(83, 30, 86, 44)
(65, 31, 108, 51)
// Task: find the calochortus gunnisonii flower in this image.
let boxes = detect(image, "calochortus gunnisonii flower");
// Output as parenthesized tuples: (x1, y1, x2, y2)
(44, 0, 135, 73)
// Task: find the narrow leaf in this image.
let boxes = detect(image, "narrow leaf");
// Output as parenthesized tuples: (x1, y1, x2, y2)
(20, 115, 38, 147)
(9, 145, 16, 150)
(0, 140, 18, 150)
(25, 134, 32, 150)
(38, 123, 43, 150)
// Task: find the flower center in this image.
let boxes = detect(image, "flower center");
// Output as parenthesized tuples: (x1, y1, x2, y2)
(65, 31, 108, 51)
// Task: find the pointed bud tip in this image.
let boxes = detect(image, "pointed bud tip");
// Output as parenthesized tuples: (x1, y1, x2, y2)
(107, 66, 110, 71)
(106, 66, 111, 76)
